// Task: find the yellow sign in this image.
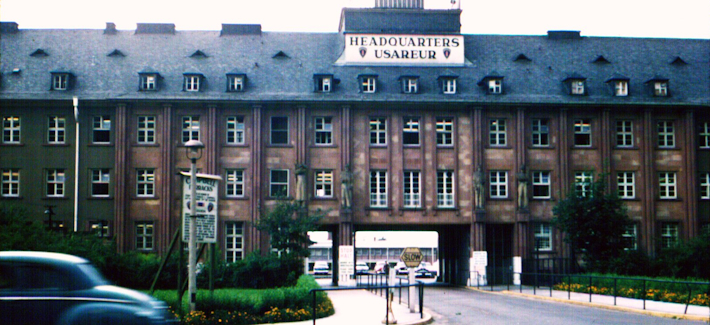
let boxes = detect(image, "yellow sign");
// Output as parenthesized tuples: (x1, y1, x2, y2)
(400, 247, 423, 268)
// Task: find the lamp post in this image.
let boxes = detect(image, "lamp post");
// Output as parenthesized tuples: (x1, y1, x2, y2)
(185, 139, 204, 312)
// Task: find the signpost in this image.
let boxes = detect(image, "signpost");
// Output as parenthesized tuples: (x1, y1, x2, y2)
(181, 172, 221, 243)
(400, 247, 423, 313)
(338, 246, 354, 285)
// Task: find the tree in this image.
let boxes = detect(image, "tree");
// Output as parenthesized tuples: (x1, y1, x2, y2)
(256, 201, 325, 259)
(552, 174, 632, 272)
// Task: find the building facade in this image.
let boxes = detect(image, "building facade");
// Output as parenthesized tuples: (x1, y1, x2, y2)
(1, 3, 709, 284)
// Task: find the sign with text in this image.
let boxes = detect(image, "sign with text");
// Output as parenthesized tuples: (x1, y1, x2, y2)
(181, 172, 222, 243)
(472, 251, 488, 266)
(338, 245, 354, 282)
(400, 247, 424, 268)
(342, 34, 465, 66)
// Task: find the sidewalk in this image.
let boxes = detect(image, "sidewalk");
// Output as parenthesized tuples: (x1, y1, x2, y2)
(473, 285, 710, 322)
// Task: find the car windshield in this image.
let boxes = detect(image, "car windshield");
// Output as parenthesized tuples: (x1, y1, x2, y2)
(77, 263, 110, 286)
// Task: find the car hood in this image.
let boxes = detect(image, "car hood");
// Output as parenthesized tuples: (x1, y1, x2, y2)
(93, 285, 156, 304)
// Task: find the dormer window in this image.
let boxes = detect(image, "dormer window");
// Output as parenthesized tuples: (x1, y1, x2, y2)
(645, 76, 669, 97)
(358, 75, 377, 93)
(438, 73, 458, 95)
(563, 74, 587, 96)
(50, 71, 73, 91)
(139, 73, 159, 91)
(478, 72, 504, 95)
(571, 80, 585, 95)
(314, 74, 333, 93)
(183, 73, 203, 92)
(606, 74, 630, 97)
(227, 73, 246, 92)
(400, 76, 419, 94)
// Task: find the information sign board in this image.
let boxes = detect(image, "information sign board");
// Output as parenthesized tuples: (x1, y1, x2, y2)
(181, 172, 222, 243)
(400, 247, 424, 268)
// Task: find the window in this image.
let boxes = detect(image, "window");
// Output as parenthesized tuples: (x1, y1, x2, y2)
(182, 116, 200, 143)
(369, 117, 387, 146)
(488, 79, 502, 94)
(532, 171, 551, 199)
(403, 118, 420, 146)
(534, 223, 552, 251)
(402, 77, 418, 94)
(489, 119, 507, 146)
(269, 169, 289, 198)
(436, 117, 454, 147)
(136, 169, 155, 197)
(225, 222, 244, 263)
(702, 224, 710, 236)
(617, 172, 635, 199)
(531, 119, 549, 147)
(614, 81, 628, 96)
(657, 121, 675, 148)
(90, 221, 110, 238)
(48, 116, 66, 144)
(46, 169, 65, 197)
(489, 171, 508, 199)
(314, 170, 333, 198)
(227, 75, 245, 92)
(369, 170, 388, 207)
(437, 170, 455, 208)
(270, 117, 288, 145)
(1, 169, 20, 197)
(137, 116, 155, 144)
(403, 171, 421, 208)
(226, 116, 245, 145)
(136, 222, 154, 250)
(660, 223, 678, 248)
(184, 75, 201, 92)
(574, 171, 593, 197)
(52, 73, 69, 90)
(3, 116, 20, 143)
(140, 74, 157, 91)
(699, 173, 709, 200)
(654, 81, 668, 97)
(623, 224, 637, 250)
(659, 172, 677, 199)
(314, 117, 333, 145)
(226, 169, 245, 198)
(571, 80, 585, 95)
(442, 78, 456, 94)
(616, 120, 634, 147)
(360, 76, 377, 93)
(700, 122, 710, 149)
(92, 116, 111, 144)
(91, 169, 110, 197)
(573, 119, 592, 147)
(315, 75, 332, 92)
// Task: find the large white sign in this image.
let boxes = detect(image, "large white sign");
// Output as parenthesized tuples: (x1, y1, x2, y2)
(181, 172, 222, 243)
(342, 34, 465, 66)
(338, 245, 354, 283)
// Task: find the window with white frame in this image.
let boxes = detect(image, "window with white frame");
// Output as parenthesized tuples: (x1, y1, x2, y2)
(181, 116, 200, 143)
(403, 171, 421, 208)
(140, 74, 157, 91)
(574, 119, 592, 147)
(623, 224, 637, 250)
(48, 116, 66, 144)
(52, 73, 69, 90)
(90, 221, 110, 238)
(226, 116, 245, 145)
(437, 170, 455, 207)
(531, 119, 549, 147)
(315, 75, 332, 93)
(369, 170, 388, 208)
(270, 116, 288, 145)
(700, 122, 710, 149)
(532, 171, 551, 199)
(136, 169, 155, 197)
(137, 116, 155, 144)
(370, 117, 387, 146)
(361, 76, 376, 93)
(442, 78, 456, 94)
(403, 117, 420, 146)
(184, 75, 201, 92)
(571, 80, 585, 95)
(616, 120, 634, 147)
(314, 117, 333, 145)
(225, 222, 244, 263)
(617, 171, 635, 199)
(614, 81, 628, 96)
(1, 169, 20, 197)
(699, 173, 709, 200)
(3, 116, 20, 144)
(270, 169, 289, 198)
(91, 169, 110, 197)
(659, 172, 677, 199)
(403, 77, 418, 94)
(436, 117, 454, 147)
(657, 121, 675, 148)
(46, 169, 65, 197)
(228, 75, 245, 92)
(488, 79, 502, 94)
(574, 171, 594, 197)
(534, 223, 552, 251)
(489, 171, 508, 198)
(702, 224, 710, 236)
(136, 222, 154, 250)
(660, 223, 678, 248)
(92, 115, 111, 144)
(654, 81, 668, 97)
(225, 169, 245, 198)
(489, 119, 507, 146)
(314, 170, 333, 198)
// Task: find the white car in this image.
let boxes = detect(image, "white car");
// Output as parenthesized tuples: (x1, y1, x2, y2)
(313, 261, 330, 275)
(356, 262, 369, 274)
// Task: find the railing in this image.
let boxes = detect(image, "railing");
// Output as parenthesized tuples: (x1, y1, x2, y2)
(356, 273, 413, 306)
(474, 270, 710, 315)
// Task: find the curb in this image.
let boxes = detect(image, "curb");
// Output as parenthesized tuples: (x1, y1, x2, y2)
(467, 287, 710, 323)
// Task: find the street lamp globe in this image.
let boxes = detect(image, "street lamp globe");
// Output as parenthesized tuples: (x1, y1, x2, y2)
(184, 140, 204, 160)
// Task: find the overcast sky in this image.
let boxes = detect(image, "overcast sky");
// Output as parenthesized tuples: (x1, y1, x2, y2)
(1, 0, 708, 39)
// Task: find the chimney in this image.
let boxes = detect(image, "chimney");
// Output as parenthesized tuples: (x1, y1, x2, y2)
(104, 22, 117, 35)
(375, 0, 423, 9)
(135, 23, 176, 35)
(220, 24, 262, 36)
(547, 30, 581, 40)
(0, 22, 19, 34)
